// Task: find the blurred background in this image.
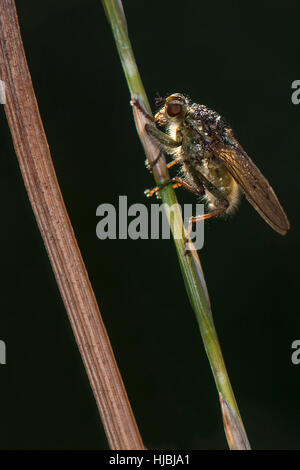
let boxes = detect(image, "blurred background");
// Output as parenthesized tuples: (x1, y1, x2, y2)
(0, 0, 299, 450)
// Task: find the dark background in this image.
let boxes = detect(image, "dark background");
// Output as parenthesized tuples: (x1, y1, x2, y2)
(0, 0, 298, 450)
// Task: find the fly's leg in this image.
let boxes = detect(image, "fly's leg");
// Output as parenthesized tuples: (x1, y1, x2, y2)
(145, 123, 182, 150)
(145, 177, 204, 199)
(167, 159, 181, 169)
(131, 94, 182, 149)
(131, 96, 182, 170)
(130, 96, 164, 171)
(131, 95, 181, 158)
(144, 178, 182, 198)
(171, 171, 230, 254)
(145, 156, 181, 172)
(130, 96, 154, 122)
(144, 121, 182, 171)
(185, 197, 229, 255)
(145, 152, 164, 172)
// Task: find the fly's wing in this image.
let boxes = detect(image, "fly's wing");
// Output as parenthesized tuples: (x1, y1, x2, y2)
(211, 136, 290, 235)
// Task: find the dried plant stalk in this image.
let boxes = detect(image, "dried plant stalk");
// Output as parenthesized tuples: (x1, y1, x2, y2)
(0, 0, 144, 450)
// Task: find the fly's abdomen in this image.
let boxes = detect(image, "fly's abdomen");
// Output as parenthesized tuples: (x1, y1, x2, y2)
(201, 160, 241, 214)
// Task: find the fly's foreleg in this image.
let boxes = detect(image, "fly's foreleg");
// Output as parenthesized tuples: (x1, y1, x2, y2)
(131, 95, 182, 169)
(130, 96, 154, 122)
(145, 123, 182, 149)
(144, 123, 182, 171)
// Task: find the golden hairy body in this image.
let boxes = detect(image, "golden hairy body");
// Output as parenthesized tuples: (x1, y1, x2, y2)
(145, 93, 289, 235)
(166, 111, 240, 215)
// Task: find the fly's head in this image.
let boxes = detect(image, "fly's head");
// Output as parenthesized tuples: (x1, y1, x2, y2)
(154, 93, 189, 127)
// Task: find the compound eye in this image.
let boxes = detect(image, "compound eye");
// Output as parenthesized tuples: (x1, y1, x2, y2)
(167, 102, 182, 117)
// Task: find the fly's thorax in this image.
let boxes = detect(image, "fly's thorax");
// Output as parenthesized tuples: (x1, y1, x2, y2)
(188, 103, 233, 143)
(180, 131, 205, 162)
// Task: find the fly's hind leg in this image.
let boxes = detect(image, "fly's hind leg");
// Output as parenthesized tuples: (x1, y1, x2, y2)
(145, 177, 204, 199)
(180, 171, 230, 254)
(185, 197, 229, 255)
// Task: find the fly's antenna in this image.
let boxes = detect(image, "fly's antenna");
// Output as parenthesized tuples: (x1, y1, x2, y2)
(155, 92, 165, 108)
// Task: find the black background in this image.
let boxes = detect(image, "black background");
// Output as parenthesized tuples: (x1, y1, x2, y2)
(0, 0, 299, 450)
